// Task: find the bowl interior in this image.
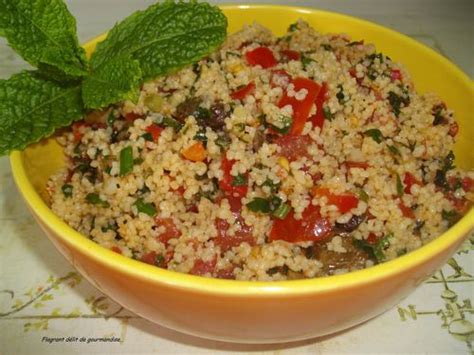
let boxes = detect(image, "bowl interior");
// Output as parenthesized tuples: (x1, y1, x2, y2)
(10, 5, 474, 292)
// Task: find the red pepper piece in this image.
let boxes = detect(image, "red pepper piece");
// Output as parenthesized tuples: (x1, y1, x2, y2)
(230, 82, 256, 101)
(398, 201, 415, 219)
(245, 46, 277, 68)
(155, 217, 182, 245)
(278, 77, 321, 135)
(269, 204, 332, 243)
(145, 124, 163, 142)
(280, 49, 300, 61)
(308, 82, 329, 130)
(124, 112, 143, 122)
(312, 187, 359, 214)
(345, 161, 370, 169)
(403, 172, 422, 194)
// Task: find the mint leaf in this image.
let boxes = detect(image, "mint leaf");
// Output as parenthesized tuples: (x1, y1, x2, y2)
(0, 0, 88, 79)
(90, 1, 227, 80)
(0, 71, 84, 155)
(82, 56, 142, 109)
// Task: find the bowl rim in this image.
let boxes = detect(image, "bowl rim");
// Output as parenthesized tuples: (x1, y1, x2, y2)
(9, 4, 474, 296)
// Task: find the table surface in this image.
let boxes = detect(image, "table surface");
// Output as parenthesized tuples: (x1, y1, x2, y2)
(0, 1, 473, 354)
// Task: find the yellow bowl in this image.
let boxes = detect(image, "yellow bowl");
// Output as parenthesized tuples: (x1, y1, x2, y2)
(9, 5, 474, 343)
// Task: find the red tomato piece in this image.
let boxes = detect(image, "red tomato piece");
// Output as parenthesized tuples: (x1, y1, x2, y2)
(312, 187, 359, 214)
(269, 204, 332, 243)
(124, 112, 143, 122)
(274, 134, 312, 161)
(141, 251, 157, 265)
(72, 121, 86, 143)
(230, 82, 256, 101)
(398, 201, 415, 219)
(391, 69, 402, 81)
(403, 172, 422, 194)
(190, 257, 217, 276)
(216, 266, 236, 280)
(462, 177, 473, 192)
(448, 122, 459, 137)
(366, 232, 378, 245)
(155, 217, 181, 245)
(278, 77, 321, 135)
(280, 49, 300, 61)
(270, 69, 292, 88)
(145, 124, 163, 142)
(219, 155, 248, 201)
(245, 46, 277, 68)
(214, 218, 255, 252)
(345, 161, 370, 169)
(110, 246, 122, 254)
(308, 82, 329, 131)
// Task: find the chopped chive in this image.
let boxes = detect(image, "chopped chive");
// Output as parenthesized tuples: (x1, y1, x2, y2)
(301, 55, 316, 70)
(119, 146, 134, 176)
(363, 128, 384, 143)
(231, 174, 247, 186)
(134, 198, 157, 217)
(358, 188, 369, 202)
(396, 173, 404, 197)
(387, 144, 401, 157)
(86, 193, 110, 207)
(61, 184, 73, 198)
(272, 203, 291, 219)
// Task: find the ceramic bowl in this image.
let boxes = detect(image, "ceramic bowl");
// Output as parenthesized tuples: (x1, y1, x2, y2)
(10, 5, 474, 343)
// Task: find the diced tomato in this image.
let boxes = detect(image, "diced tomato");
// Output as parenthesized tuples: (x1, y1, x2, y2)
(124, 112, 143, 122)
(269, 204, 332, 243)
(349, 68, 357, 78)
(219, 155, 248, 201)
(110, 246, 122, 254)
(345, 161, 370, 169)
(398, 201, 415, 219)
(141, 251, 157, 265)
(280, 49, 300, 61)
(72, 121, 86, 143)
(462, 177, 473, 192)
(311, 187, 359, 214)
(403, 172, 422, 194)
(366, 232, 378, 245)
(278, 77, 322, 135)
(245, 46, 277, 68)
(155, 217, 182, 245)
(308, 82, 329, 131)
(190, 257, 217, 276)
(230, 82, 256, 101)
(274, 134, 312, 161)
(214, 218, 255, 252)
(448, 122, 459, 137)
(172, 185, 186, 196)
(270, 69, 291, 88)
(181, 142, 207, 162)
(216, 266, 236, 280)
(145, 124, 163, 142)
(391, 69, 402, 81)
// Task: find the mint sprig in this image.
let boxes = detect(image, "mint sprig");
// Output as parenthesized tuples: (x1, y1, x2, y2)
(0, 0, 88, 80)
(0, 0, 228, 156)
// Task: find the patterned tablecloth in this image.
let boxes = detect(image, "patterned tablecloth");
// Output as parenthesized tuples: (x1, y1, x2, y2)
(1, 1, 473, 354)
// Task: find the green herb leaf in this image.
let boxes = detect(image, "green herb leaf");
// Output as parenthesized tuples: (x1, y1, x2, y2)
(336, 84, 345, 104)
(90, 1, 227, 81)
(271, 115, 292, 134)
(387, 144, 401, 157)
(246, 197, 271, 213)
(358, 189, 369, 202)
(0, 71, 84, 155)
(82, 56, 142, 109)
(86, 193, 110, 207)
(353, 233, 391, 264)
(441, 209, 460, 227)
(119, 146, 134, 176)
(134, 198, 157, 217)
(323, 106, 334, 121)
(396, 173, 404, 197)
(363, 128, 384, 143)
(387, 91, 410, 117)
(0, 0, 88, 79)
(232, 174, 247, 186)
(301, 54, 316, 70)
(61, 184, 73, 198)
(162, 116, 183, 132)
